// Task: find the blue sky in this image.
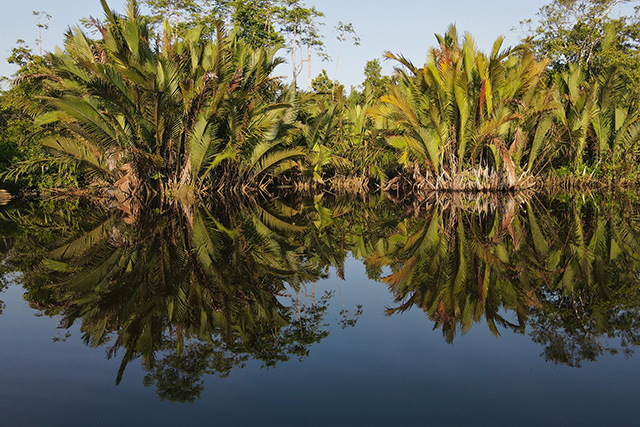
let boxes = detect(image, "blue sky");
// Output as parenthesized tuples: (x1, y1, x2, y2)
(0, 0, 582, 89)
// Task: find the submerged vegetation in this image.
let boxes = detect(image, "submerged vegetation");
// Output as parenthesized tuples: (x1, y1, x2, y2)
(2, 0, 640, 199)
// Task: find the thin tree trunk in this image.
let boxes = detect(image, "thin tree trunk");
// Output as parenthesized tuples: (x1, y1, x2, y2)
(307, 45, 312, 89)
(291, 28, 298, 86)
(333, 42, 342, 101)
(37, 17, 43, 56)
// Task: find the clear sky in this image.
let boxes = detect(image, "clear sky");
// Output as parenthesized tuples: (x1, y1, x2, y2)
(0, 0, 580, 89)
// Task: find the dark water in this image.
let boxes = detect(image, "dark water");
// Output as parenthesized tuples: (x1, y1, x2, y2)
(1, 193, 640, 426)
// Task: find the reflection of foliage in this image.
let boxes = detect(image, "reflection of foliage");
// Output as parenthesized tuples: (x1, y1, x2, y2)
(338, 304, 363, 329)
(367, 192, 640, 367)
(526, 196, 640, 366)
(240, 291, 333, 367)
(0, 198, 100, 315)
(141, 291, 334, 403)
(143, 341, 248, 403)
(530, 286, 640, 367)
(0, 228, 12, 314)
(36, 201, 329, 387)
(5, 197, 365, 402)
(7, 190, 640, 395)
(368, 196, 534, 343)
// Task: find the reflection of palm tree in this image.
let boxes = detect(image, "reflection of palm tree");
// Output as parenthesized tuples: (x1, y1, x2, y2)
(18, 199, 333, 392)
(527, 196, 640, 366)
(368, 197, 535, 343)
(369, 191, 640, 361)
(8, 191, 640, 381)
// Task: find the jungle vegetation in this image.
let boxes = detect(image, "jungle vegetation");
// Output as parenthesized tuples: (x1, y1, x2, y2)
(4, 0, 640, 400)
(1, 0, 640, 200)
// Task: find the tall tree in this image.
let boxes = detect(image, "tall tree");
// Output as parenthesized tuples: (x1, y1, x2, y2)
(277, 0, 327, 88)
(141, 0, 228, 39)
(361, 59, 390, 100)
(332, 21, 359, 98)
(32, 11, 52, 56)
(231, 0, 281, 47)
(521, 0, 640, 89)
(0, 40, 64, 189)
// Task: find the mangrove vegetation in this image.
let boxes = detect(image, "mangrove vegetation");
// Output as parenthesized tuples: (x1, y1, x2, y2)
(2, 0, 640, 199)
(4, 0, 640, 397)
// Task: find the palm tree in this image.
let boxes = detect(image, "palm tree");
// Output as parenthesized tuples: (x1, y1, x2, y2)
(23, 0, 306, 201)
(549, 65, 640, 179)
(370, 25, 557, 191)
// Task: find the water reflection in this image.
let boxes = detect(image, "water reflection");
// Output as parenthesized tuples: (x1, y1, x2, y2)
(1, 197, 367, 402)
(367, 193, 640, 365)
(368, 194, 534, 343)
(2, 192, 640, 399)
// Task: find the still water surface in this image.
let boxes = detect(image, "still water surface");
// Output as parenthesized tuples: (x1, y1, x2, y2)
(1, 193, 640, 426)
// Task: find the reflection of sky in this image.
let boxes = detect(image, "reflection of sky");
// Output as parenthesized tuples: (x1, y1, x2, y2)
(0, 0, 555, 89)
(2, 258, 640, 426)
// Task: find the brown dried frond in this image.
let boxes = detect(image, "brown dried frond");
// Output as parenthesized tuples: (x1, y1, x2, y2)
(92, 44, 108, 65)
(90, 16, 108, 39)
(228, 67, 243, 93)
(12, 73, 61, 86)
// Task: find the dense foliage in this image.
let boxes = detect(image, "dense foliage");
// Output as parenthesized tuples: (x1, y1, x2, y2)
(2, 0, 640, 199)
(4, 0, 640, 405)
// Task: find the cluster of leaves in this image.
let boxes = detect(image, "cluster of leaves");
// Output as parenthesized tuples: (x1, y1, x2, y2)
(371, 23, 640, 191)
(0, 39, 83, 190)
(371, 26, 554, 191)
(6, 0, 640, 198)
(3, 0, 313, 199)
(135, 0, 329, 86)
(0, 0, 379, 197)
